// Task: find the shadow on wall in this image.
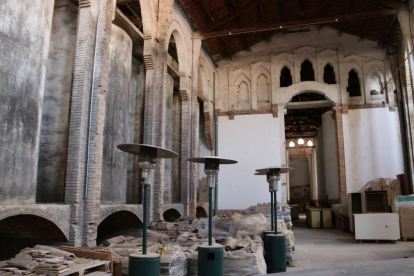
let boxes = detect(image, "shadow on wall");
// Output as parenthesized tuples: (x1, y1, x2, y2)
(97, 211, 143, 246)
(163, 209, 182, 222)
(0, 215, 68, 260)
(196, 207, 208, 218)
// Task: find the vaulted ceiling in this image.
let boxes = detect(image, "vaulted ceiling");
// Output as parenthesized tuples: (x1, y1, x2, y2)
(177, 0, 405, 62)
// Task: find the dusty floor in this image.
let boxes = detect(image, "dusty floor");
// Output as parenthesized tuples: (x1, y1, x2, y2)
(285, 214, 414, 273)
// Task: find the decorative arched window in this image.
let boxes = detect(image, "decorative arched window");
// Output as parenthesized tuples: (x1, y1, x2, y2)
(257, 74, 270, 102)
(323, 64, 336, 84)
(300, 60, 315, 81)
(280, 66, 293, 87)
(368, 73, 383, 95)
(238, 81, 249, 103)
(347, 70, 361, 97)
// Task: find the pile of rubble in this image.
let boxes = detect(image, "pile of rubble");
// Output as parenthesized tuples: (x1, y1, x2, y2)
(1, 246, 75, 276)
(0, 246, 117, 276)
(100, 203, 295, 275)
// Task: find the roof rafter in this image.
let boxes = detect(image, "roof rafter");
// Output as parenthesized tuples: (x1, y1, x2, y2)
(195, 8, 403, 39)
(195, 0, 271, 35)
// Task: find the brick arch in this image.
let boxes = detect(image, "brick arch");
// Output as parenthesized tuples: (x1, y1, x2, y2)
(163, 208, 183, 222)
(99, 206, 143, 224)
(0, 211, 68, 241)
(165, 20, 189, 76)
(279, 82, 340, 107)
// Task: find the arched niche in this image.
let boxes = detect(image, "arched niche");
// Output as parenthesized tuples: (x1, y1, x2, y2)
(97, 211, 143, 246)
(234, 73, 251, 111)
(0, 214, 68, 260)
(196, 206, 208, 218)
(252, 66, 271, 109)
(163, 208, 182, 222)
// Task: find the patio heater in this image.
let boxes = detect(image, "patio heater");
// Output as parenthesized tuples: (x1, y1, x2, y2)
(255, 166, 293, 273)
(188, 156, 237, 276)
(118, 144, 178, 276)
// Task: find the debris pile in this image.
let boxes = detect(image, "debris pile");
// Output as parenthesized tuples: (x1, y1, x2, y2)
(2, 246, 75, 276)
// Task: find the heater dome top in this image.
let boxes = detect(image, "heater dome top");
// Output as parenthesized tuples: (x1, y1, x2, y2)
(255, 166, 294, 175)
(188, 156, 238, 164)
(117, 144, 178, 159)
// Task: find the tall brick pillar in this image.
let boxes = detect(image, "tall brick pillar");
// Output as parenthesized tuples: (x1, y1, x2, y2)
(333, 106, 347, 202)
(65, 0, 115, 247)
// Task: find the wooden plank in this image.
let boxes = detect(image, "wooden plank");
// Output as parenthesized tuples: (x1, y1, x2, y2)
(58, 248, 112, 262)
(196, 8, 402, 39)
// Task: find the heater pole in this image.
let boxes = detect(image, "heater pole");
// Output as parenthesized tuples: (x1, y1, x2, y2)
(209, 187, 213, 246)
(271, 191, 274, 232)
(274, 190, 277, 235)
(143, 184, 148, 254)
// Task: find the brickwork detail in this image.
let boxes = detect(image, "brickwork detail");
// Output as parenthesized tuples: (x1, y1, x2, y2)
(333, 106, 347, 202)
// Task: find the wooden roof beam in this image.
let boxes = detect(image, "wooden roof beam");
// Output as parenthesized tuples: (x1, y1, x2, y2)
(221, 37, 234, 61)
(259, 3, 271, 42)
(200, 0, 215, 22)
(339, 0, 351, 34)
(360, 0, 378, 41)
(195, 8, 403, 39)
(195, 0, 271, 35)
(228, 0, 251, 52)
(378, 15, 397, 49)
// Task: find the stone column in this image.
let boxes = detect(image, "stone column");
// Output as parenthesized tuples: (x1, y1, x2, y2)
(65, 0, 115, 247)
(0, 0, 54, 204)
(101, 24, 133, 204)
(37, 0, 78, 203)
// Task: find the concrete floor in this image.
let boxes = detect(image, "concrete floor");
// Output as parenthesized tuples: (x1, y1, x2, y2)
(285, 214, 414, 273)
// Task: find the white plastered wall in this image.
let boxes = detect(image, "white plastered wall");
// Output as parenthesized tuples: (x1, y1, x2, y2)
(218, 114, 283, 210)
(343, 108, 404, 193)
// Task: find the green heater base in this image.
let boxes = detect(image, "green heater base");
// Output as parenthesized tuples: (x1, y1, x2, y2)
(129, 253, 160, 276)
(198, 244, 224, 276)
(266, 234, 286, 273)
(263, 230, 274, 252)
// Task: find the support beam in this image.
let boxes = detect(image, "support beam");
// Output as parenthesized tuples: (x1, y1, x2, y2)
(221, 37, 234, 61)
(228, 0, 251, 52)
(378, 15, 397, 48)
(200, 0, 215, 21)
(195, 8, 403, 39)
(307, 0, 330, 18)
(195, 0, 271, 35)
(259, 3, 271, 42)
(360, 0, 378, 41)
(339, 0, 351, 34)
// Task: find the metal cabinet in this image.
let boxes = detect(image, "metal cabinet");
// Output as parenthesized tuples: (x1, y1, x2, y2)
(354, 214, 400, 241)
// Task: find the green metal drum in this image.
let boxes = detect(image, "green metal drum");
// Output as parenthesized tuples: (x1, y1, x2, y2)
(198, 245, 224, 276)
(266, 234, 286, 273)
(129, 253, 160, 276)
(263, 230, 274, 251)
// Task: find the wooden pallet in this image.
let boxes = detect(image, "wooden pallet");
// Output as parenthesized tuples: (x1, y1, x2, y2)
(59, 258, 111, 276)
(357, 240, 396, 244)
(402, 237, 414, 241)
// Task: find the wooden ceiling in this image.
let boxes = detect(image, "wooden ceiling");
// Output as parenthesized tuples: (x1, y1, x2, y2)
(177, 0, 406, 62)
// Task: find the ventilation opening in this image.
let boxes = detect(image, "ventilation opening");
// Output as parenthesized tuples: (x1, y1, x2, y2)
(280, 67, 293, 87)
(300, 60, 315, 81)
(347, 70, 361, 97)
(207, 253, 215, 260)
(323, 64, 336, 84)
